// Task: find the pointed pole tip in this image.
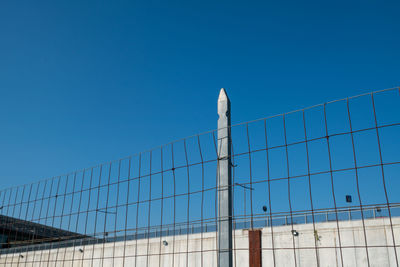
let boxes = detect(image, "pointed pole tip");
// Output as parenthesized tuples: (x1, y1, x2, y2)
(218, 88, 229, 102)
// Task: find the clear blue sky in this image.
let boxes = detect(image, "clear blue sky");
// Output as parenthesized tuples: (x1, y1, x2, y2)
(1, 0, 399, 188)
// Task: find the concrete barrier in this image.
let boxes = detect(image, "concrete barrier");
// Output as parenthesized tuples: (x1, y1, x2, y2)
(1, 217, 399, 267)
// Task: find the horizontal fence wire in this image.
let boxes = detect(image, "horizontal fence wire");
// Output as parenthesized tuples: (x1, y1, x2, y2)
(0, 87, 399, 266)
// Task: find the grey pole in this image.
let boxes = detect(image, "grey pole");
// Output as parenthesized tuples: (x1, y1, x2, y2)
(217, 88, 232, 267)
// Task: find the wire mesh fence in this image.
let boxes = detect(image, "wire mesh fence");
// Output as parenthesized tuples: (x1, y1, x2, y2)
(0, 87, 399, 266)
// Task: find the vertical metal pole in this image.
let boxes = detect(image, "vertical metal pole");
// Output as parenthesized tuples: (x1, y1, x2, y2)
(218, 88, 233, 267)
(244, 189, 246, 228)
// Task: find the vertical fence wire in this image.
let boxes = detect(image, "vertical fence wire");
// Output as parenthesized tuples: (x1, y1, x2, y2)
(371, 92, 399, 266)
(302, 109, 320, 266)
(323, 102, 345, 267)
(346, 98, 371, 267)
(283, 114, 298, 267)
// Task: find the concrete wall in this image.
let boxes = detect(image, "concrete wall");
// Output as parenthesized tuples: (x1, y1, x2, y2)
(1, 217, 399, 267)
(262, 217, 400, 267)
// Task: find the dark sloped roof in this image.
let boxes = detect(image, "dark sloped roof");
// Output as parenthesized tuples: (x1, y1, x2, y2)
(0, 214, 85, 247)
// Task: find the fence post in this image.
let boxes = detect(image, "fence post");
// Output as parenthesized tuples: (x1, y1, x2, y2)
(217, 88, 233, 267)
